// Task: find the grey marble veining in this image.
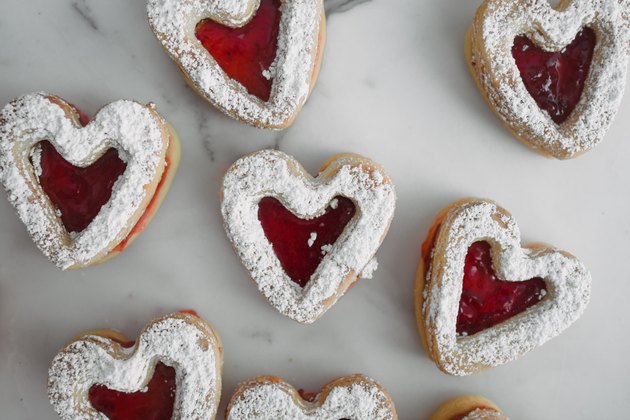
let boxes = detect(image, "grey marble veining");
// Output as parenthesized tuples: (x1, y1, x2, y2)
(71, 0, 99, 31)
(0, 0, 629, 419)
(325, 0, 372, 15)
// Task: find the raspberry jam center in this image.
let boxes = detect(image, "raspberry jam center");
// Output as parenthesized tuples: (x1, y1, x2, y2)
(88, 340, 176, 420)
(36, 142, 127, 233)
(457, 241, 547, 336)
(195, 0, 282, 102)
(512, 27, 596, 124)
(258, 196, 356, 287)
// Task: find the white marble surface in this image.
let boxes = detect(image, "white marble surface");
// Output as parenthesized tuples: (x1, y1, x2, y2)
(0, 0, 628, 418)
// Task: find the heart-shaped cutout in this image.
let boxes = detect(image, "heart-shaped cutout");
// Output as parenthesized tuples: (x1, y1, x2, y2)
(226, 374, 398, 419)
(195, 0, 282, 102)
(457, 241, 547, 336)
(415, 199, 591, 376)
(221, 150, 396, 324)
(48, 311, 223, 419)
(36, 140, 127, 233)
(467, 0, 630, 159)
(512, 27, 596, 124)
(89, 351, 176, 420)
(0, 93, 179, 269)
(148, 0, 325, 128)
(258, 195, 356, 287)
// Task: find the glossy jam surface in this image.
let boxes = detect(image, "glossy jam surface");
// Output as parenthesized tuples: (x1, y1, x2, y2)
(258, 196, 356, 287)
(36, 141, 127, 233)
(195, 0, 282, 101)
(457, 241, 547, 336)
(512, 28, 596, 124)
(88, 340, 176, 420)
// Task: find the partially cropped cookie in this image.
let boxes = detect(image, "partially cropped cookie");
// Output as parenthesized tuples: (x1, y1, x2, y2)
(431, 395, 507, 420)
(466, 0, 630, 158)
(147, 0, 326, 129)
(226, 374, 397, 420)
(415, 198, 591, 375)
(221, 150, 396, 323)
(48, 311, 223, 419)
(0, 93, 180, 269)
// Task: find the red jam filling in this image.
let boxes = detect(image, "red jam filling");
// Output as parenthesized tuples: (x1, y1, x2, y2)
(512, 27, 596, 124)
(88, 340, 176, 420)
(178, 309, 199, 317)
(36, 141, 127, 233)
(195, 0, 282, 102)
(34, 105, 127, 233)
(298, 389, 318, 403)
(258, 196, 356, 288)
(457, 241, 547, 336)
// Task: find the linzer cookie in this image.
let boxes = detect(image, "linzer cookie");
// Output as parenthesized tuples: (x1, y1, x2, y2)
(466, 0, 630, 159)
(48, 311, 223, 420)
(147, 0, 325, 129)
(0, 93, 180, 269)
(221, 150, 396, 323)
(415, 199, 591, 375)
(226, 374, 397, 420)
(431, 395, 507, 420)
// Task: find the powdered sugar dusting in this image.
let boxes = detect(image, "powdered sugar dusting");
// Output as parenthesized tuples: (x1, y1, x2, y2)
(221, 150, 396, 324)
(226, 375, 397, 420)
(423, 199, 591, 375)
(470, 0, 630, 159)
(0, 93, 168, 269)
(30, 146, 43, 177)
(147, 0, 323, 128)
(307, 232, 317, 247)
(48, 312, 222, 419)
(359, 256, 378, 279)
(463, 408, 508, 420)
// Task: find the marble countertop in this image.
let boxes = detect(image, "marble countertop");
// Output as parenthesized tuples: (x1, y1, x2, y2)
(1, 0, 628, 418)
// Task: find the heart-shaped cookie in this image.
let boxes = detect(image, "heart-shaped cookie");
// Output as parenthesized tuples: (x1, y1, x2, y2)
(226, 374, 398, 420)
(221, 150, 396, 323)
(147, 0, 325, 129)
(48, 311, 223, 419)
(415, 199, 591, 376)
(0, 93, 179, 269)
(467, 0, 630, 159)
